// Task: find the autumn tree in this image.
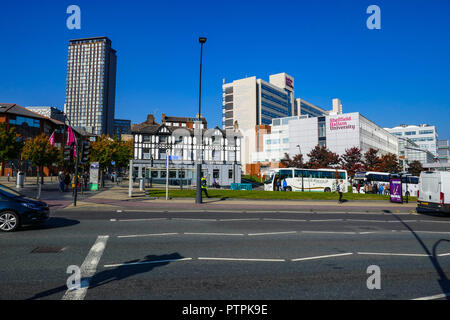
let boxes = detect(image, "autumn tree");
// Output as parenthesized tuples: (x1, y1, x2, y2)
(407, 160, 423, 177)
(363, 148, 382, 171)
(0, 123, 24, 169)
(341, 147, 364, 178)
(22, 133, 59, 199)
(281, 153, 305, 168)
(378, 153, 401, 173)
(306, 145, 340, 169)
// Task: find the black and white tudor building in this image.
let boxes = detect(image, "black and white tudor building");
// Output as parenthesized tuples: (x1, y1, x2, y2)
(131, 114, 242, 187)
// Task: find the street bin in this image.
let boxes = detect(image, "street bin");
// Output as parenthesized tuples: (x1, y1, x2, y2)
(16, 171, 24, 188)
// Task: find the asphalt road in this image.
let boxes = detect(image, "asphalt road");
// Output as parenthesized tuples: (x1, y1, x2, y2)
(1, 208, 449, 300)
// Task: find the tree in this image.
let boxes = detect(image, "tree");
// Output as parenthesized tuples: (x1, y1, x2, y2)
(378, 153, 401, 173)
(306, 145, 340, 169)
(363, 148, 382, 171)
(407, 160, 423, 177)
(281, 153, 304, 168)
(22, 134, 59, 199)
(0, 123, 24, 170)
(90, 135, 133, 186)
(341, 147, 364, 178)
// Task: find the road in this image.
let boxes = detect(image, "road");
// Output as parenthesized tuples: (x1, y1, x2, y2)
(1, 207, 449, 300)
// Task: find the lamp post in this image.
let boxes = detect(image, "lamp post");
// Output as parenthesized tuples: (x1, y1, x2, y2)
(196, 37, 207, 204)
(296, 145, 304, 192)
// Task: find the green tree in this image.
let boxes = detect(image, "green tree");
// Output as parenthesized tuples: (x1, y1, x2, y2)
(22, 133, 59, 199)
(90, 135, 133, 186)
(306, 145, 340, 169)
(0, 123, 24, 166)
(407, 160, 423, 177)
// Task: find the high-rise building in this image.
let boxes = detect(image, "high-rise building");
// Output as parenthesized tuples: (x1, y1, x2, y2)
(64, 36, 117, 136)
(222, 73, 333, 169)
(113, 119, 131, 138)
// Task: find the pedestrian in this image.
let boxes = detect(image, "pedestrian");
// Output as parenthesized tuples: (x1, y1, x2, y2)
(337, 179, 344, 203)
(201, 174, 210, 198)
(58, 171, 65, 192)
(277, 178, 281, 191)
(282, 178, 287, 191)
(64, 172, 71, 192)
(7, 172, 10, 182)
(83, 171, 88, 190)
(379, 184, 384, 195)
(273, 175, 279, 191)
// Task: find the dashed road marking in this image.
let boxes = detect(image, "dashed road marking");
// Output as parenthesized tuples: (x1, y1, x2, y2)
(248, 231, 297, 236)
(291, 253, 353, 262)
(104, 257, 193, 268)
(118, 233, 179, 238)
(184, 232, 244, 236)
(198, 257, 285, 262)
(411, 293, 450, 300)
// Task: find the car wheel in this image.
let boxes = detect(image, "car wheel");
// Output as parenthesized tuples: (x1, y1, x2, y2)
(0, 211, 20, 232)
(324, 188, 331, 192)
(286, 187, 292, 192)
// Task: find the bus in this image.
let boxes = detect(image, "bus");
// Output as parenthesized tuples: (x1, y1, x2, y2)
(353, 171, 419, 196)
(264, 168, 348, 192)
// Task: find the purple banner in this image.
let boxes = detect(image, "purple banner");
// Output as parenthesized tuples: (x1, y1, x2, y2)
(390, 178, 402, 203)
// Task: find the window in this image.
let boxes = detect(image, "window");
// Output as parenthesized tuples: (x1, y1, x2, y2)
(318, 122, 326, 137)
(419, 130, 434, 135)
(294, 170, 305, 177)
(279, 169, 293, 179)
(229, 169, 233, 179)
(213, 169, 220, 179)
(405, 131, 416, 136)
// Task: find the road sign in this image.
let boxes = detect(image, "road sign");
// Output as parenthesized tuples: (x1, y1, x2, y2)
(168, 155, 179, 160)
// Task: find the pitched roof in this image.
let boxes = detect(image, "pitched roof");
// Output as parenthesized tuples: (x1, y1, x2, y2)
(0, 103, 65, 126)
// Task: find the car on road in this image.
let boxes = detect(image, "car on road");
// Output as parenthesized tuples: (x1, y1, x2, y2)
(0, 184, 50, 232)
(417, 171, 450, 214)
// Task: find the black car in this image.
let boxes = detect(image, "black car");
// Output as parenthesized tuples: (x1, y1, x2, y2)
(0, 184, 50, 232)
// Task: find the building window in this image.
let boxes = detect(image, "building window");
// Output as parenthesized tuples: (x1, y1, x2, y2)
(213, 169, 220, 179)
(229, 169, 233, 179)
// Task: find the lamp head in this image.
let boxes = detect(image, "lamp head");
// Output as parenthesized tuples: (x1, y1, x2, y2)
(199, 37, 207, 44)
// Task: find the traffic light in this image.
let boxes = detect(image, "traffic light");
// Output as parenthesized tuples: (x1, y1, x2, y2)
(64, 144, 74, 162)
(80, 141, 90, 164)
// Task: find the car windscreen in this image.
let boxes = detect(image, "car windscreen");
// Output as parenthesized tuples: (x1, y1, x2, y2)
(0, 184, 23, 197)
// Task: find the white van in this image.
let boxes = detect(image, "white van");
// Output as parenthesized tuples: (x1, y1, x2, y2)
(417, 171, 450, 214)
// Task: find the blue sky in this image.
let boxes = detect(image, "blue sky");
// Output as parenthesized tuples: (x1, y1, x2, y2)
(1, 0, 449, 138)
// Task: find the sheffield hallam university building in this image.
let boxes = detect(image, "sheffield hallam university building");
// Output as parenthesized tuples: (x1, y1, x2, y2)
(131, 114, 242, 187)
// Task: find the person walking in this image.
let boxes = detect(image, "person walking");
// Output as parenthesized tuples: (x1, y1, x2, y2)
(201, 175, 210, 198)
(58, 171, 65, 192)
(338, 179, 344, 203)
(64, 172, 71, 192)
(379, 184, 384, 195)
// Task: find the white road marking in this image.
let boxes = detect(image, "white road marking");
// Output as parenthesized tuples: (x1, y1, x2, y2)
(400, 230, 450, 235)
(438, 253, 450, 257)
(291, 253, 353, 262)
(262, 218, 307, 222)
(198, 257, 285, 262)
(172, 218, 217, 221)
(115, 218, 168, 222)
(248, 231, 297, 236)
(357, 252, 431, 257)
(309, 219, 344, 222)
(301, 231, 357, 235)
(218, 218, 260, 221)
(411, 293, 450, 300)
(184, 232, 244, 236)
(118, 233, 179, 238)
(104, 257, 193, 268)
(62, 235, 109, 300)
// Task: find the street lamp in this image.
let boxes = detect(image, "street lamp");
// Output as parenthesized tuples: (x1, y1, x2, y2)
(296, 145, 304, 192)
(196, 37, 207, 204)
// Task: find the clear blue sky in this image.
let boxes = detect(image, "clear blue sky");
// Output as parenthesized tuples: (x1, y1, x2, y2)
(1, 0, 449, 138)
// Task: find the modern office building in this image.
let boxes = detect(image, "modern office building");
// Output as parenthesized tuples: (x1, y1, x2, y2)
(64, 36, 117, 136)
(113, 119, 131, 138)
(131, 114, 242, 187)
(398, 136, 435, 168)
(26, 106, 65, 122)
(222, 73, 332, 170)
(251, 112, 398, 174)
(437, 139, 450, 163)
(385, 124, 438, 157)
